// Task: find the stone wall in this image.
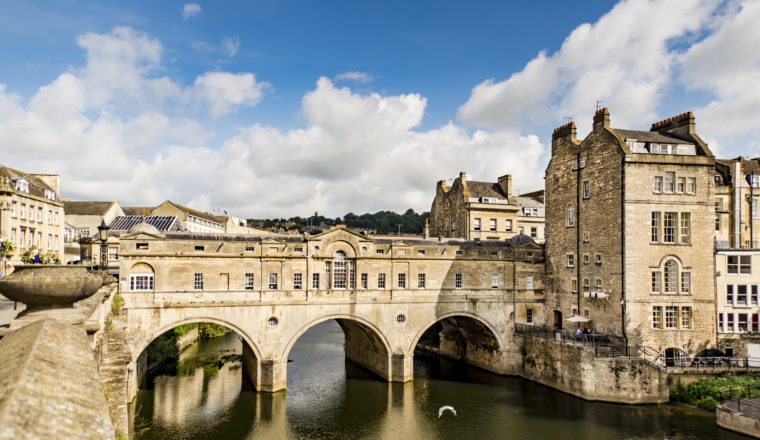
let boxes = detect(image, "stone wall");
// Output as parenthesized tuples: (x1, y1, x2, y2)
(717, 402, 760, 438)
(514, 334, 669, 404)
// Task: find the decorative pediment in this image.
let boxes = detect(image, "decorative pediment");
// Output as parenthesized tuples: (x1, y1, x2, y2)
(120, 231, 165, 240)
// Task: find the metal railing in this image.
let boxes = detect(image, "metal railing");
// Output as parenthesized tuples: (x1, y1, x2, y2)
(513, 324, 649, 358)
(667, 356, 760, 371)
(718, 383, 760, 415)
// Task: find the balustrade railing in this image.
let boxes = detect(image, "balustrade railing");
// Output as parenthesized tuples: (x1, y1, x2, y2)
(513, 324, 648, 358)
(666, 356, 760, 371)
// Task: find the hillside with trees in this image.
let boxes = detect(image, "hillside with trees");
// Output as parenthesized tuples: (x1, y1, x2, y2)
(248, 209, 429, 235)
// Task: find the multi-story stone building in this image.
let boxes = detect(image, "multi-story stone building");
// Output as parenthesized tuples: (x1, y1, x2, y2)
(545, 109, 717, 364)
(429, 172, 545, 242)
(0, 164, 64, 267)
(714, 157, 760, 249)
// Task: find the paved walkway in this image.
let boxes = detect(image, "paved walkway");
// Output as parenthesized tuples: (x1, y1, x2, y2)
(723, 398, 760, 419)
(0, 295, 25, 327)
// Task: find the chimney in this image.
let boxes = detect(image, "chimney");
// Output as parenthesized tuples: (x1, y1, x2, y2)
(592, 108, 610, 131)
(32, 174, 60, 196)
(651, 111, 695, 137)
(459, 172, 467, 184)
(497, 174, 512, 198)
(424, 218, 430, 239)
(551, 121, 577, 143)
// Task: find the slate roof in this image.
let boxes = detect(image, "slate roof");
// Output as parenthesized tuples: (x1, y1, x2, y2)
(612, 129, 693, 145)
(466, 181, 508, 199)
(513, 195, 544, 209)
(122, 206, 154, 216)
(164, 201, 223, 224)
(63, 201, 115, 216)
(0, 164, 57, 200)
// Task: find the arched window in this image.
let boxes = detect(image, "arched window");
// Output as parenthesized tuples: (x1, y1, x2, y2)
(333, 251, 347, 289)
(664, 259, 677, 293)
(566, 205, 575, 227)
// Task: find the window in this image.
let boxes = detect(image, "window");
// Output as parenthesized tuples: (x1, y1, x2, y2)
(378, 273, 386, 289)
(490, 251, 498, 257)
(737, 285, 748, 305)
(526, 309, 534, 324)
(518, 226, 524, 235)
(37, 207, 42, 222)
(739, 313, 748, 332)
(677, 177, 685, 193)
(753, 285, 759, 305)
(130, 274, 154, 291)
(11, 201, 16, 217)
(680, 272, 690, 294)
(47, 234, 52, 250)
(566, 254, 575, 268)
(492, 274, 499, 288)
(663, 212, 676, 243)
(474, 218, 481, 231)
(418, 273, 426, 288)
(727, 255, 751, 274)
(582, 180, 590, 199)
(19, 204, 24, 219)
(686, 177, 696, 194)
(651, 212, 660, 242)
(727, 285, 734, 304)
(654, 176, 662, 193)
(596, 254, 602, 265)
(136, 243, 148, 250)
(489, 219, 496, 231)
(583, 232, 589, 243)
(526, 275, 533, 290)
(245, 273, 254, 290)
(727, 313, 735, 332)
(54, 212, 58, 225)
(566, 205, 575, 227)
(455, 250, 463, 256)
(361, 273, 368, 289)
(325, 261, 332, 287)
(349, 261, 356, 289)
(583, 279, 590, 292)
(653, 306, 662, 328)
(665, 306, 678, 328)
(418, 250, 425, 256)
(15, 179, 28, 192)
(294, 273, 302, 290)
(194, 273, 204, 291)
(194, 245, 204, 252)
(719, 313, 724, 332)
(524, 208, 539, 217)
(245, 246, 255, 252)
(681, 307, 692, 329)
(716, 214, 721, 231)
(19, 229, 25, 248)
(455, 273, 463, 289)
(312, 273, 320, 289)
(754, 198, 760, 219)
(753, 313, 759, 332)
(531, 227, 537, 238)
(53, 235, 58, 251)
(398, 273, 406, 288)
(268, 273, 278, 290)
(376, 249, 384, 254)
(583, 254, 589, 265)
(665, 172, 675, 193)
(664, 260, 677, 293)
(596, 279, 602, 290)
(28, 205, 33, 220)
(505, 220, 513, 232)
(571, 279, 578, 293)
(108, 247, 118, 261)
(679, 213, 691, 244)
(74, 228, 89, 240)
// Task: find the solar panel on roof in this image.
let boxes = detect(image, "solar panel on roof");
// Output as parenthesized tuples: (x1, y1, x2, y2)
(108, 215, 182, 232)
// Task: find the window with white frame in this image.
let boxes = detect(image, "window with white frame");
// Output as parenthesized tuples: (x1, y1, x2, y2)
(653, 306, 662, 328)
(680, 272, 691, 294)
(583, 278, 590, 292)
(15, 179, 28, 192)
(686, 177, 696, 194)
(47, 209, 52, 224)
(333, 252, 347, 289)
(677, 177, 685, 193)
(505, 219, 512, 232)
(130, 274, 154, 291)
(526, 308, 534, 324)
(566, 254, 575, 268)
(455, 273, 462, 289)
(566, 205, 574, 227)
(47, 234, 52, 250)
(54, 235, 58, 250)
(108, 247, 118, 261)
(665, 172, 675, 193)
(74, 228, 89, 240)
(378, 273, 386, 289)
(398, 273, 406, 288)
(583, 254, 589, 265)
(361, 273, 368, 289)
(571, 279, 578, 293)
(737, 285, 748, 305)
(663, 212, 677, 243)
(582, 180, 590, 199)
(19, 204, 24, 219)
(489, 219, 496, 231)
(754, 198, 760, 219)
(11, 201, 16, 217)
(292, 273, 302, 290)
(492, 274, 499, 288)
(418, 273, 425, 288)
(664, 260, 678, 293)
(37, 207, 42, 222)
(596, 279, 602, 290)
(727, 285, 734, 304)
(193, 273, 204, 290)
(312, 273, 320, 289)
(245, 273, 254, 290)
(268, 273, 278, 290)
(727, 255, 751, 274)
(680, 213, 691, 244)
(651, 212, 661, 242)
(518, 226, 524, 235)
(531, 227, 537, 238)
(474, 218, 481, 231)
(654, 176, 662, 193)
(665, 306, 678, 328)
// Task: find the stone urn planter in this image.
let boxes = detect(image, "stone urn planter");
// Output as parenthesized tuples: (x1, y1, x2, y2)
(0, 265, 103, 310)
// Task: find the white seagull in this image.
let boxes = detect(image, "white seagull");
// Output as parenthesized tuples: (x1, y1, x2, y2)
(438, 405, 457, 418)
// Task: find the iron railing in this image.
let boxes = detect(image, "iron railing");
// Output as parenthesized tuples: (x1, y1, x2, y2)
(667, 356, 760, 371)
(513, 324, 649, 358)
(718, 383, 760, 414)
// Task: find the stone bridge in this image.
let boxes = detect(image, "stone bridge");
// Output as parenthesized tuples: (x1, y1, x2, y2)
(114, 226, 547, 400)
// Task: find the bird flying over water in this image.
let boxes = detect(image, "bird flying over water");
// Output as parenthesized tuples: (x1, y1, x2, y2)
(438, 406, 456, 418)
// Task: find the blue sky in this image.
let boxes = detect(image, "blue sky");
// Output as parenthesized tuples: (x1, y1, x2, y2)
(0, 0, 758, 217)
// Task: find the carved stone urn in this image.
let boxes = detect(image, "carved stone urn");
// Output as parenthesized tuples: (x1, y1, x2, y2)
(0, 265, 103, 310)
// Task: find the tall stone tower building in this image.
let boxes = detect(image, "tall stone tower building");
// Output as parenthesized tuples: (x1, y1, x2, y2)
(545, 109, 717, 362)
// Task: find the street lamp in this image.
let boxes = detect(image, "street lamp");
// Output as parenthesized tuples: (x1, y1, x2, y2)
(97, 220, 109, 271)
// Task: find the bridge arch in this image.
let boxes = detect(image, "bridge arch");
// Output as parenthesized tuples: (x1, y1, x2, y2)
(409, 311, 503, 354)
(130, 316, 262, 364)
(282, 314, 393, 381)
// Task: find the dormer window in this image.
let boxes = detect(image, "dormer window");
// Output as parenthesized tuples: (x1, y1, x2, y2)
(43, 189, 55, 200)
(14, 178, 29, 193)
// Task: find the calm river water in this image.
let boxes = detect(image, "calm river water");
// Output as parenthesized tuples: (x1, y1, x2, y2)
(130, 321, 749, 440)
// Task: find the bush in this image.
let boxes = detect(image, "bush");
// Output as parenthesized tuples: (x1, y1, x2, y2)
(111, 293, 124, 316)
(696, 396, 717, 411)
(198, 323, 227, 339)
(671, 373, 760, 407)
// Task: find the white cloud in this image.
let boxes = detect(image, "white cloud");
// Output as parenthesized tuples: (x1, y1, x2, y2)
(221, 37, 240, 57)
(457, 0, 718, 135)
(183, 3, 201, 20)
(335, 71, 374, 83)
(192, 72, 269, 118)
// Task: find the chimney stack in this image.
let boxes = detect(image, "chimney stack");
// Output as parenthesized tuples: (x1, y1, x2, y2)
(592, 108, 610, 131)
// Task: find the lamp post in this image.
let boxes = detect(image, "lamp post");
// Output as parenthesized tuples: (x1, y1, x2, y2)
(97, 220, 109, 271)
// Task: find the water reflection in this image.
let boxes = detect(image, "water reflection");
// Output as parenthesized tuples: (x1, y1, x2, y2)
(132, 321, 749, 440)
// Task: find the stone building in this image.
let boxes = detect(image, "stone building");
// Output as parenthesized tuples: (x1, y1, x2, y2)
(545, 109, 717, 364)
(714, 157, 760, 249)
(151, 200, 226, 233)
(428, 172, 545, 242)
(62, 200, 125, 263)
(0, 164, 64, 267)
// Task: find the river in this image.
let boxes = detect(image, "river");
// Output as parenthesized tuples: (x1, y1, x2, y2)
(130, 321, 749, 440)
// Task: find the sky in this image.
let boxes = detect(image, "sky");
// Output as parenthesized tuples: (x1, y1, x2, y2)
(0, 0, 758, 218)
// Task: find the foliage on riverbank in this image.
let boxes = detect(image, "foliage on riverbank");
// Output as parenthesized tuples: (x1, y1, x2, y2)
(198, 323, 227, 339)
(147, 324, 197, 367)
(671, 374, 760, 410)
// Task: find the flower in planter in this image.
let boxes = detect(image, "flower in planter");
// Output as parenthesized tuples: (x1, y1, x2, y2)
(0, 236, 15, 257)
